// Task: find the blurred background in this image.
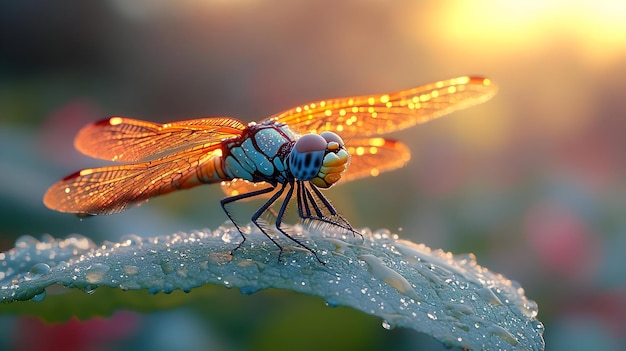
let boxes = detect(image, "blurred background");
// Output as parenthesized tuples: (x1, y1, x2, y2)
(1, 0, 625, 350)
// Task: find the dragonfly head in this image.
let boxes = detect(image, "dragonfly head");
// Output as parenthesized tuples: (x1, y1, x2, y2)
(289, 132, 350, 188)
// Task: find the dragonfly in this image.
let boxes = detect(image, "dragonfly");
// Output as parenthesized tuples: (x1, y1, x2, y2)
(44, 76, 497, 263)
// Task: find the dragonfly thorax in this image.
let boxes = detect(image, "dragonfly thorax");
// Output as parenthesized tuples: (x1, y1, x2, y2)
(289, 132, 350, 188)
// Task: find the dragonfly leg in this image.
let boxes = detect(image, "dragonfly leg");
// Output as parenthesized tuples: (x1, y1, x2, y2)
(309, 185, 358, 232)
(248, 184, 288, 259)
(297, 181, 321, 218)
(221, 183, 323, 263)
(220, 185, 275, 254)
(297, 182, 362, 239)
(296, 182, 307, 217)
(299, 182, 340, 225)
(274, 181, 324, 264)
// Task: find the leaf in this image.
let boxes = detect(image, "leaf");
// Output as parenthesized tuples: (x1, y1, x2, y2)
(0, 224, 544, 350)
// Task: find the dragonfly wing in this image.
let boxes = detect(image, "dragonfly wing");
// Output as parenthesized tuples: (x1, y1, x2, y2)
(341, 138, 411, 183)
(267, 77, 496, 139)
(75, 117, 246, 162)
(43, 144, 223, 215)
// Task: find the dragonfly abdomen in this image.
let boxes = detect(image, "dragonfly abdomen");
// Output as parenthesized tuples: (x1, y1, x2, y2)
(190, 151, 231, 185)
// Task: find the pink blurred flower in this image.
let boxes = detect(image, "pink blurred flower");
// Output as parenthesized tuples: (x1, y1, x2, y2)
(524, 201, 602, 281)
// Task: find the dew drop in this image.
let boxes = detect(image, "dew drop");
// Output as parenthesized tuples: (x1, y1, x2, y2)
(160, 260, 173, 274)
(418, 268, 444, 286)
(85, 263, 110, 283)
(488, 325, 518, 345)
(31, 290, 47, 302)
(29, 263, 52, 276)
(123, 265, 139, 276)
(325, 238, 351, 254)
(239, 286, 260, 295)
(455, 322, 470, 332)
(373, 228, 391, 239)
(358, 254, 421, 301)
(119, 234, 143, 246)
(176, 268, 188, 278)
(445, 302, 475, 317)
(381, 320, 393, 330)
(221, 232, 234, 243)
(119, 281, 141, 291)
(209, 252, 233, 265)
(63, 234, 93, 250)
(15, 235, 39, 248)
(476, 287, 503, 306)
(325, 299, 339, 308)
(521, 299, 539, 318)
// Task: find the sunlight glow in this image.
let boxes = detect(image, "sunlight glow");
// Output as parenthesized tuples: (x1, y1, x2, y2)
(430, 1, 626, 67)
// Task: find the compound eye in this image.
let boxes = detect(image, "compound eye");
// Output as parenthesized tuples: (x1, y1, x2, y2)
(295, 134, 327, 153)
(320, 131, 344, 147)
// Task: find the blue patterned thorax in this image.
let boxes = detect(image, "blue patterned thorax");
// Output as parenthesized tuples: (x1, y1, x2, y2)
(222, 120, 296, 184)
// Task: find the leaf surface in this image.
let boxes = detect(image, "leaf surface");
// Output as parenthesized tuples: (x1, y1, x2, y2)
(0, 225, 544, 350)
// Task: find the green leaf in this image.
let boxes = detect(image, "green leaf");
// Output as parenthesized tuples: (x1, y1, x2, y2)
(0, 225, 544, 350)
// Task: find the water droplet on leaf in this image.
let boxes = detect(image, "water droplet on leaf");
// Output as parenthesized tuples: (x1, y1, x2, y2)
(85, 264, 110, 284)
(29, 263, 52, 276)
(31, 290, 46, 302)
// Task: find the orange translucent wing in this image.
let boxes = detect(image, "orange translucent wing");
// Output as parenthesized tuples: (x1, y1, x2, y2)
(267, 76, 497, 139)
(342, 138, 411, 183)
(220, 179, 274, 198)
(43, 144, 223, 215)
(75, 116, 246, 162)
